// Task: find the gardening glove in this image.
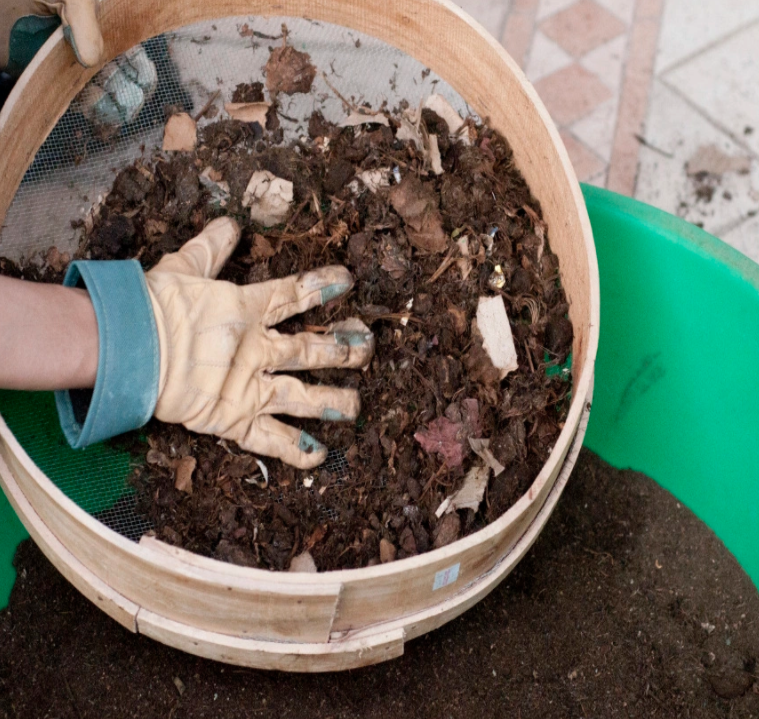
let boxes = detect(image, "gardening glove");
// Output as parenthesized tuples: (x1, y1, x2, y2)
(55, 217, 375, 469)
(0, 0, 103, 77)
(74, 45, 158, 129)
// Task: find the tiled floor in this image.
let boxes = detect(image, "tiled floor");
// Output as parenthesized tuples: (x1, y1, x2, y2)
(459, 0, 759, 263)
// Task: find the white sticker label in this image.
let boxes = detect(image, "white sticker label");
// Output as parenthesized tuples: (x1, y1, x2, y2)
(432, 563, 460, 591)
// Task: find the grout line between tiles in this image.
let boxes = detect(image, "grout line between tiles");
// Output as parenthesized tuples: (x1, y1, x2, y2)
(607, 0, 664, 196)
(656, 16, 759, 79)
(658, 76, 759, 162)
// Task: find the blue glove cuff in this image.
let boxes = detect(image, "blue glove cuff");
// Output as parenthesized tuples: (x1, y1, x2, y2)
(55, 260, 160, 449)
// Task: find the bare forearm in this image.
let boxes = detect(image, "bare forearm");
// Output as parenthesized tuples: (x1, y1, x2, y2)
(0, 276, 98, 390)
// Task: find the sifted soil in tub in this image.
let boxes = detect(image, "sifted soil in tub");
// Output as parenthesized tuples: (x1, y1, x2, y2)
(0, 72, 574, 571)
(2, 450, 759, 718)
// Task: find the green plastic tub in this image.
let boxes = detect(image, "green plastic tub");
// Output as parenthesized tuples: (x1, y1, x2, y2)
(2, 184, 758, 610)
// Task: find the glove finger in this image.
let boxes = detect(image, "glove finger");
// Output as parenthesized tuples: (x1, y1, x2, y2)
(259, 375, 360, 420)
(154, 217, 241, 278)
(267, 322, 375, 372)
(257, 265, 354, 327)
(77, 61, 145, 126)
(59, 0, 104, 68)
(120, 46, 158, 99)
(238, 415, 328, 470)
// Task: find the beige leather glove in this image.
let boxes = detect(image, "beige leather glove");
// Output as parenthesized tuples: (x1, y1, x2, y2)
(0, 0, 104, 73)
(146, 217, 375, 469)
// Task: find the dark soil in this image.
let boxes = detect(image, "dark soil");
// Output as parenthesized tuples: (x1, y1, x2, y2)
(2, 450, 759, 718)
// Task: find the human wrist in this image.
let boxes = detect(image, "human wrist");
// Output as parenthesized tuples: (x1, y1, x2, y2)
(55, 260, 161, 448)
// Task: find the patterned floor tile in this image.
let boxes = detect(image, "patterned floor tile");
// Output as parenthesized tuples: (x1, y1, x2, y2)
(534, 63, 613, 125)
(655, 0, 759, 74)
(540, 0, 627, 57)
(580, 34, 627, 92)
(559, 130, 607, 180)
(635, 80, 759, 236)
(570, 96, 620, 162)
(525, 30, 574, 83)
(662, 21, 759, 157)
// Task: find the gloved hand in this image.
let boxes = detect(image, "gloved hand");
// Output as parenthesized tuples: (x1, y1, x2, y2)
(1, 0, 156, 132)
(0, 0, 104, 77)
(75, 45, 158, 129)
(55, 217, 375, 469)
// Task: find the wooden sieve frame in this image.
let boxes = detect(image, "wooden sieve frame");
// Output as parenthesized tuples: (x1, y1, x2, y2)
(0, 0, 599, 672)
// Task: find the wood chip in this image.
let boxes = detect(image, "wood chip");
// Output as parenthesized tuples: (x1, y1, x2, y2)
(224, 102, 271, 124)
(339, 110, 390, 127)
(173, 456, 196, 495)
(428, 133, 444, 175)
(162, 113, 197, 152)
(380, 538, 397, 563)
(289, 551, 318, 573)
(476, 295, 519, 379)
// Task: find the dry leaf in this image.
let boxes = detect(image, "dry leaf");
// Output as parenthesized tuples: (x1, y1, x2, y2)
(162, 113, 197, 152)
(224, 101, 271, 124)
(173, 456, 196, 495)
(45, 247, 70, 273)
(146, 449, 171, 467)
(389, 175, 447, 254)
(380, 538, 397, 563)
(686, 144, 751, 177)
(447, 304, 468, 335)
(468, 438, 505, 476)
(242, 170, 294, 226)
(396, 113, 424, 148)
(304, 525, 327, 551)
(289, 551, 318, 573)
(414, 416, 466, 467)
(251, 233, 276, 260)
(144, 218, 168, 238)
(427, 134, 444, 175)
(380, 241, 410, 279)
(432, 512, 461, 548)
(265, 44, 316, 95)
(436, 465, 489, 518)
(477, 296, 519, 379)
(339, 110, 390, 128)
(423, 94, 471, 145)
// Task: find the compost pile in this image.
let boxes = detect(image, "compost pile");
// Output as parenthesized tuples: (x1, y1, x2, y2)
(0, 35, 573, 571)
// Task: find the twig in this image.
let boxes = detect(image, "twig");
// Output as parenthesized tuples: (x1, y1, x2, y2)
(420, 463, 448, 499)
(364, 313, 423, 325)
(425, 247, 456, 285)
(321, 72, 368, 115)
(634, 134, 674, 158)
(524, 340, 536, 374)
(194, 90, 221, 122)
(282, 198, 311, 234)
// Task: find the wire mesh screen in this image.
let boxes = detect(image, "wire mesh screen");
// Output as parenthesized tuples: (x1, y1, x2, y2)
(0, 15, 474, 541)
(0, 15, 473, 261)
